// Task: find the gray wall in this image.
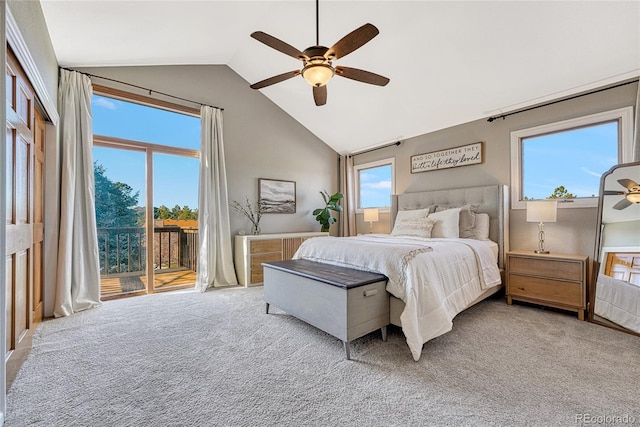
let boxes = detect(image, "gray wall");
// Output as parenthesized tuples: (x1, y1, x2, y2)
(354, 82, 639, 263)
(74, 65, 339, 237)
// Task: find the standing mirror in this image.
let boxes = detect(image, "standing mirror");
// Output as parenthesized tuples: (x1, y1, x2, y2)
(590, 161, 640, 335)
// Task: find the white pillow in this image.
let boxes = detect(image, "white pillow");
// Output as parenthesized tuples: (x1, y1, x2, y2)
(394, 208, 431, 223)
(391, 217, 436, 238)
(428, 208, 460, 238)
(473, 213, 490, 240)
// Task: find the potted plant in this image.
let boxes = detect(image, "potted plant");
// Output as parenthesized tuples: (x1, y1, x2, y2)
(313, 191, 343, 232)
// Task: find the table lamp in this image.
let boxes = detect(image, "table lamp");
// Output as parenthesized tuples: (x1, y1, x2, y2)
(363, 208, 379, 234)
(526, 200, 557, 254)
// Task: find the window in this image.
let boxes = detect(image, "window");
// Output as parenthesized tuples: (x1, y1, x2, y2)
(510, 107, 634, 209)
(354, 158, 395, 211)
(92, 86, 201, 297)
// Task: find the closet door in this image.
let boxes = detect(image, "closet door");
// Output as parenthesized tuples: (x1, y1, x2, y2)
(5, 47, 43, 390)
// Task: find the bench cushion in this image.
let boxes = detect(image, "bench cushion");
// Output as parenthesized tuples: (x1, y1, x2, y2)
(262, 259, 387, 289)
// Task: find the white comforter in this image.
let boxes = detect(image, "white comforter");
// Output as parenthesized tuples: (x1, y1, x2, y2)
(293, 234, 502, 361)
(595, 274, 640, 334)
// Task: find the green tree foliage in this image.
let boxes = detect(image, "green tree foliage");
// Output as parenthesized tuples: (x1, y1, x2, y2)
(153, 204, 198, 220)
(548, 185, 576, 199)
(94, 163, 140, 227)
(94, 162, 143, 275)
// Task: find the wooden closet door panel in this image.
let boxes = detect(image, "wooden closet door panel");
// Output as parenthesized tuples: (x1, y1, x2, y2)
(5, 126, 13, 223)
(5, 47, 39, 391)
(32, 111, 45, 322)
(13, 251, 29, 344)
(5, 257, 12, 356)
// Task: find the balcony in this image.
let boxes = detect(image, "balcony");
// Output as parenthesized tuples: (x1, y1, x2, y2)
(97, 224, 198, 298)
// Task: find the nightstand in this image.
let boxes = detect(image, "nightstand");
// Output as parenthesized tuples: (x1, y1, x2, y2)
(506, 250, 588, 320)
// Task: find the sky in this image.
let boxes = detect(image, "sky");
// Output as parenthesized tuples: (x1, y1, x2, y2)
(359, 165, 392, 208)
(92, 96, 200, 209)
(522, 122, 618, 199)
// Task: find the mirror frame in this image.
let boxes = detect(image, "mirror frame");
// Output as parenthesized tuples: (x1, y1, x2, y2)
(589, 160, 640, 336)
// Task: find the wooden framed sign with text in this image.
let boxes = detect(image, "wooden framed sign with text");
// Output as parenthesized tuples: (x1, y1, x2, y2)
(411, 142, 484, 173)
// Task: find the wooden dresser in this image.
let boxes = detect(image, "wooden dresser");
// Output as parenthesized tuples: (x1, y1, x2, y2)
(234, 232, 328, 286)
(506, 250, 588, 320)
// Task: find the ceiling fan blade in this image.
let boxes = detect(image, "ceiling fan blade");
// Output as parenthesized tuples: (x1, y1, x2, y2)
(612, 197, 633, 210)
(618, 178, 639, 191)
(603, 190, 625, 195)
(250, 70, 301, 90)
(335, 66, 390, 86)
(326, 23, 379, 59)
(313, 85, 327, 106)
(251, 31, 308, 60)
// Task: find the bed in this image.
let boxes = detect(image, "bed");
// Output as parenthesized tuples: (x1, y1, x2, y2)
(293, 184, 509, 360)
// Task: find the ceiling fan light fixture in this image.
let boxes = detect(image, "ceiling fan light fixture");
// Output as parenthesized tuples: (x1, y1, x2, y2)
(626, 192, 640, 203)
(302, 63, 334, 87)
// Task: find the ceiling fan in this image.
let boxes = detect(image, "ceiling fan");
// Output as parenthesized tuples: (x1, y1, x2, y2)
(249, 0, 390, 106)
(603, 178, 640, 210)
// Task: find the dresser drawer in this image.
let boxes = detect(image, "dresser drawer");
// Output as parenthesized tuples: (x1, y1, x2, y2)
(509, 256, 583, 281)
(508, 274, 582, 307)
(250, 252, 283, 283)
(250, 239, 282, 254)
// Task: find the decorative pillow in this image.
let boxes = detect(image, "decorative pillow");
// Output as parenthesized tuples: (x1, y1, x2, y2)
(428, 207, 460, 238)
(391, 217, 436, 238)
(458, 205, 478, 239)
(394, 207, 432, 223)
(473, 213, 490, 240)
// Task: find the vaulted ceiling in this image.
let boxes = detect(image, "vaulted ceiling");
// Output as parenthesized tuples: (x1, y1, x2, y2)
(39, 1, 640, 154)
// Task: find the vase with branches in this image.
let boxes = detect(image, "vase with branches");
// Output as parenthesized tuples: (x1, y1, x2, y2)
(231, 197, 262, 235)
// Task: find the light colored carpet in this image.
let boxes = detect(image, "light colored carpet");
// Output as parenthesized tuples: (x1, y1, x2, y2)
(5, 287, 639, 427)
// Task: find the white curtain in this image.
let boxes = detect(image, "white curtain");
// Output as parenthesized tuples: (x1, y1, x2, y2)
(196, 106, 238, 291)
(339, 155, 356, 237)
(53, 69, 101, 317)
(633, 81, 640, 161)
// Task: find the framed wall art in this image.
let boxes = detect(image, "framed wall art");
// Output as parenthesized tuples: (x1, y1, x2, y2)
(259, 178, 296, 213)
(411, 142, 484, 173)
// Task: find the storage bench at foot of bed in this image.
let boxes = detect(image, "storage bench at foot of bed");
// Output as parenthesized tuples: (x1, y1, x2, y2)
(262, 259, 389, 360)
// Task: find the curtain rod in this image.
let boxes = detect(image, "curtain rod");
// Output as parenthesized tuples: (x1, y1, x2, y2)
(60, 67, 224, 111)
(487, 78, 638, 123)
(349, 140, 402, 157)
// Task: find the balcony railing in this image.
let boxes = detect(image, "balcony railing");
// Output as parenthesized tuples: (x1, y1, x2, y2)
(97, 226, 199, 278)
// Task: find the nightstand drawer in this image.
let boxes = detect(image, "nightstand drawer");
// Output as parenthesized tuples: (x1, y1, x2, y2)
(509, 256, 583, 281)
(508, 274, 582, 307)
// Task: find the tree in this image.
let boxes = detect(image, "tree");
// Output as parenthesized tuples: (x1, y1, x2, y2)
(548, 185, 576, 199)
(94, 162, 143, 275)
(94, 163, 140, 228)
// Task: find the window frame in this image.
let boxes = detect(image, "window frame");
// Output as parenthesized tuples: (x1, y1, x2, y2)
(510, 106, 634, 209)
(353, 157, 395, 213)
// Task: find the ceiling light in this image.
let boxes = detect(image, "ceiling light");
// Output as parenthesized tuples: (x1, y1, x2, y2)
(626, 192, 640, 203)
(302, 63, 334, 87)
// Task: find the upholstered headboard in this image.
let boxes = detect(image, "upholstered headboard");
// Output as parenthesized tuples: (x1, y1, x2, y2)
(391, 185, 510, 269)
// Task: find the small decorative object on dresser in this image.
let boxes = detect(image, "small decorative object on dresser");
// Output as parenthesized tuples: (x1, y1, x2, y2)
(506, 250, 588, 320)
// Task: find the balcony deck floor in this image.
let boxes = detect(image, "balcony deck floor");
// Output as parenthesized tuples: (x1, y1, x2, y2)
(101, 269, 197, 297)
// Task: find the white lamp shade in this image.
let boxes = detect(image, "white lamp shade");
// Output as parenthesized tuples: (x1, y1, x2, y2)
(363, 208, 379, 222)
(526, 200, 557, 223)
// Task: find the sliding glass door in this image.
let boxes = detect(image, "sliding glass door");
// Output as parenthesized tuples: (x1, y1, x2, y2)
(94, 146, 147, 297)
(92, 88, 200, 299)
